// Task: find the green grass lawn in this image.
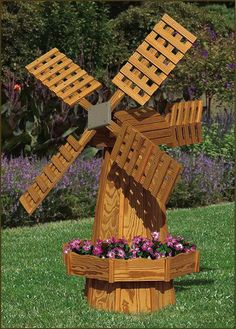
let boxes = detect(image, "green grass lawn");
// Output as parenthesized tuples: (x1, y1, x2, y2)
(2, 203, 234, 328)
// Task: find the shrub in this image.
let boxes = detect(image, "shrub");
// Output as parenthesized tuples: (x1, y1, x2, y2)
(168, 153, 234, 208)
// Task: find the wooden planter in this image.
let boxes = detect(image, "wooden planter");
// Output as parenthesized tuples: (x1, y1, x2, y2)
(63, 249, 200, 283)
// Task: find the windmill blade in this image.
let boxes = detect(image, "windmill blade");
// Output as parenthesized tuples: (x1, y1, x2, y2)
(114, 107, 176, 146)
(110, 123, 182, 209)
(19, 130, 96, 215)
(111, 13, 196, 108)
(164, 100, 203, 146)
(26, 48, 101, 109)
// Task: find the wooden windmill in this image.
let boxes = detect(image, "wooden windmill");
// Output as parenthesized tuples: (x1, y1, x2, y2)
(20, 14, 201, 313)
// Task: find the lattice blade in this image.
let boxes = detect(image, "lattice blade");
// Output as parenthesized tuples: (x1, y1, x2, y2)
(26, 48, 102, 107)
(112, 14, 196, 106)
(19, 130, 96, 215)
(110, 123, 182, 207)
(164, 100, 203, 146)
(114, 108, 176, 146)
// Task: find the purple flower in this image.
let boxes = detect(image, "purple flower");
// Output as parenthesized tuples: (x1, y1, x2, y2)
(227, 63, 235, 70)
(200, 49, 209, 58)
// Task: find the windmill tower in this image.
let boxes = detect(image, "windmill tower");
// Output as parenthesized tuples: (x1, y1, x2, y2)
(20, 14, 202, 313)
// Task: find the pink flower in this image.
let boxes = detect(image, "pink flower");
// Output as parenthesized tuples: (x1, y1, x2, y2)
(174, 243, 184, 251)
(116, 247, 125, 259)
(130, 249, 137, 258)
(92, 245, 103, 256)
(82, 240, 92, 251)
(151, 231, 160, 241)
(153, 251, 161, 259)
(69, 239, 81, 250)
(107, 250, 115, 258)
(132, 236, 143, 244)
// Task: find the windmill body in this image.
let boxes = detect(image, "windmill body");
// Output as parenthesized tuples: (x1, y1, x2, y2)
(20, 14, 202, 313)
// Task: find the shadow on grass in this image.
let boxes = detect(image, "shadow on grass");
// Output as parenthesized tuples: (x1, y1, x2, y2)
(174, 278, 214, 292)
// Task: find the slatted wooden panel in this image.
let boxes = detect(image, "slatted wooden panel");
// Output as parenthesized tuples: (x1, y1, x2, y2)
(26, 48, 101, 107)
(115, 107, 175, 146)
(164, 100, 203, 146)
(110, 124, 181, 206)
(112, 14, 196, 106)
(19, 130, 96, 214)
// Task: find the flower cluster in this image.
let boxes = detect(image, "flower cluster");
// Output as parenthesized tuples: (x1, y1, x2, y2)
(63, 232, 196, 260)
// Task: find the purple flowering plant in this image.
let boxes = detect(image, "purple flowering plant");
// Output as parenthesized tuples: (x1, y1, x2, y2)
(64, 232, 196, 260)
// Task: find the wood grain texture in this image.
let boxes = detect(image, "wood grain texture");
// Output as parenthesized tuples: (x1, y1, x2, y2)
(112, 14, 196, 106)
(19, 130, 96, 214)
(65, 250, 199, 283)
(85, 279, 175, 313)
(114, 108, 175, 146)
(110, 124, 182, 208)
(164, 100, 203, 146)
(25, 48, 101, 107)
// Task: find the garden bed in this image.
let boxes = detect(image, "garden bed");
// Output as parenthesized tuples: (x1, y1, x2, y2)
(63, 248, 200, 283)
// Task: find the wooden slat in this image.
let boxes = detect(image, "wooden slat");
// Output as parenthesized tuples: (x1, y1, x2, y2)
(44, 165, 57, 183)
(153, 21, 192, 54)
(120, 63, 158, 96)
(25, 49, 101, 108)
(52, 69, 87, 93)
(66, 80, 101, 106)
(151, 154, 171, 197)
(28, 186, 40, 203)
(35, 176, 48, 193)
(118, 129, 136, 168)
(137, 42, 175, 75)
(38, 58, 73, 82)
(133, 142, 154, 182)
(111, 124, 181, 206)
(162, 14, 197, 43)
(33, 52, 65, 76)
(26, 48, 58, 71)
(112, 74, 150, 106)
(146, 32, 183, 65)
(51, 155, 64, 173)
(45, 63, 80, 88)
(143, 148, 163, 190)
(67, 135, 81, 151)
(126, 133, 145, 175)
(19, 131, 95, 215)
(59, 145, 72, 162)
(128, 53, 167, 86)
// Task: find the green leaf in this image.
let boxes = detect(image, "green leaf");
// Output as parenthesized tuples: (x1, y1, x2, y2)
(62, 127, 78, 138)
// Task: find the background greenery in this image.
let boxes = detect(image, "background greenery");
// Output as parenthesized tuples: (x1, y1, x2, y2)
(2, 1, 234, 156)
(2, 203, 234, 328)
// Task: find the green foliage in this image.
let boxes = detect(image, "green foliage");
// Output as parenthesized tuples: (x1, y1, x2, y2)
(2, 2, 46, 76)
(1, 70, 87, 156)
(2, 1, 234, 157)
(111, 1, 234, 108)
(186, 125, 234, 161)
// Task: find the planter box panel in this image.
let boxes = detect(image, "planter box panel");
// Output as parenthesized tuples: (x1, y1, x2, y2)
(111, 258, 166, 282)
(64, 249, 199, 283)
(69, 253, 110, 281)
(168, 251, 200, 280)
